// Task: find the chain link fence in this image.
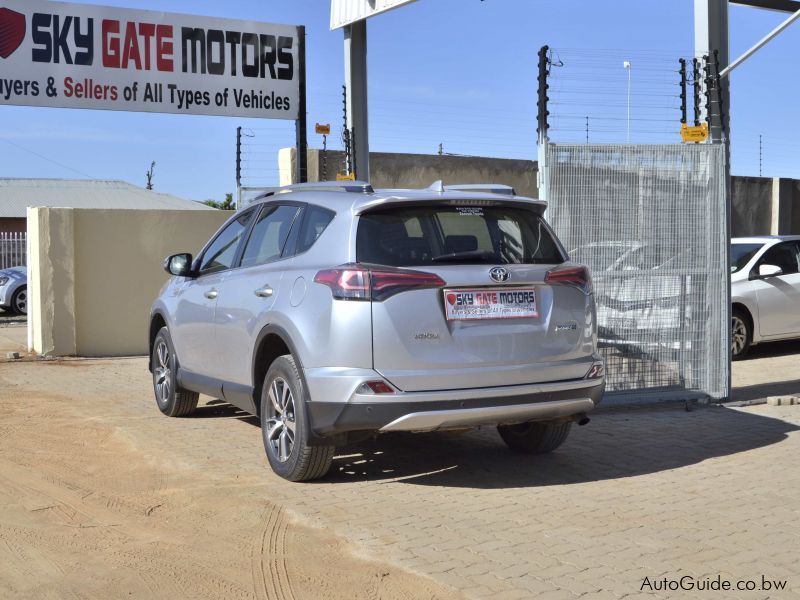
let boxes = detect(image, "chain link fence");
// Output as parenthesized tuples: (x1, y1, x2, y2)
(546, 144, 729, 401)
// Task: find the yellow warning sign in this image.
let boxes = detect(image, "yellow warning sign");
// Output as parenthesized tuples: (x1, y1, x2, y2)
(336, 172, 356, 181)
(681, 123, 709, 143)
(315, 123, 331, 135)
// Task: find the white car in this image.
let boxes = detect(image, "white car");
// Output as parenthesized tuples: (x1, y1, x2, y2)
(571, 242, 686, 355)
(0, 266, 27, 315)
(731, 236, 800, 358)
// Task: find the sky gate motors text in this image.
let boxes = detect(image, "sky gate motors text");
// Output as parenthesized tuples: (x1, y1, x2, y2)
(30, 13, 294, 81)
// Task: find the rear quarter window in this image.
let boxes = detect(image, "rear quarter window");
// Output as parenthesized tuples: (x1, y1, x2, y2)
(297, 206, 335, 254)
(356, 205, 564, 267)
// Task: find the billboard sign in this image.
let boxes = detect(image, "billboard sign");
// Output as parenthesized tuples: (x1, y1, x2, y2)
(0, 0, 301, 119)
(330, 0, 418, 30)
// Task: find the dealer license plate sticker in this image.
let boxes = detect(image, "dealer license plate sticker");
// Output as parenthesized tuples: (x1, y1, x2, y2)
(443, 288, 538, 321)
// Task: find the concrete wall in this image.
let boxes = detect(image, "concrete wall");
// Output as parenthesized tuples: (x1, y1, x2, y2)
(280, 149, 800, 237)
(280, 148, 538, 198)
(782, 179, 800, 234)
(28, 208, 229, 357)
(730, 176, 773, 237)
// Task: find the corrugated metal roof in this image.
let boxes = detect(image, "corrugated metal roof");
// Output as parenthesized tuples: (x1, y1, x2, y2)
(0, 179, 217, 218)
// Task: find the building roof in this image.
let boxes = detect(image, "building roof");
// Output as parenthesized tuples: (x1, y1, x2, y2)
(0, 179, 216, 218)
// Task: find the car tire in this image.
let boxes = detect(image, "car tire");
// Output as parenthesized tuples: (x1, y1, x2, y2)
(261, 355, 334, 482)
(731, 308, 752, 360)
(498, 421, 572, 454)
(10, 285, 27, 315)
(152, 326, 198, 417)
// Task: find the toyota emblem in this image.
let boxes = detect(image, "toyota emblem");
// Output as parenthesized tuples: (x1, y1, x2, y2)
(489, 267, 510, 283)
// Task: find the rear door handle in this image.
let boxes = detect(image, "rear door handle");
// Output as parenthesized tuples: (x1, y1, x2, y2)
(204, 289, 218, 300)
(254, 285, 273, 298)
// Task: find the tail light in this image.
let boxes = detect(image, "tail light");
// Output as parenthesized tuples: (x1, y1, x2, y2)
(545, 264, 592, 294)
(314, 264, 446, 301)
(585, 363, 605, 379)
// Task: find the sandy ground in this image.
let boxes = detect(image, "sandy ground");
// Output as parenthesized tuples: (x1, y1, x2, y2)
(0, 354, 458, 599)
(1, 323, 799, 599)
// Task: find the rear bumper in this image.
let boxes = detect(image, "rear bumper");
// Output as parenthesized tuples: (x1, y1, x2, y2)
(307, 378, 605, 435)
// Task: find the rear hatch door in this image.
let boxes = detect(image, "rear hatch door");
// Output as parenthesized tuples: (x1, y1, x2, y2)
(358, 201, 595, 392)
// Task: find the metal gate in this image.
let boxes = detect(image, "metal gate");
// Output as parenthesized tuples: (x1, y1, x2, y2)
(0, 232, 26, 270)
(545, 144, 729, 402)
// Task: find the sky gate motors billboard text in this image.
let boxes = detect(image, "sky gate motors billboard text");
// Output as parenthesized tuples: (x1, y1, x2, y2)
(0, 0, 300, 119)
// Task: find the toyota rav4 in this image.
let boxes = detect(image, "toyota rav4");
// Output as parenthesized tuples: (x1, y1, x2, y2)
(149, 181, 605, 481)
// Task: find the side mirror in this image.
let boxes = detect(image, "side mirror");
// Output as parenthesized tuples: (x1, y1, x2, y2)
(164, 253, 193, 277)
(757, 264, 783, 278)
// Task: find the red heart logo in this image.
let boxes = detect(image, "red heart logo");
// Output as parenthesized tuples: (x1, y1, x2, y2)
(0, 8, 26, 60)
(446, 293, 456, 305)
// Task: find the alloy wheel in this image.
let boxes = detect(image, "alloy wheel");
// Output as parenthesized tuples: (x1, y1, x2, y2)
(14, 289, 26, 314)
(154, 340, 172, 404)
(731, 316, 747, 356)
(264, 377, 296, 462)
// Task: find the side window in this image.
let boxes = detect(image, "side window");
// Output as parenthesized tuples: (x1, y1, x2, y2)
(240, 205, 300, 268)
(759, 243, 799, 276)
(198, 210, 254, 275)
(297, 206, 335, 254)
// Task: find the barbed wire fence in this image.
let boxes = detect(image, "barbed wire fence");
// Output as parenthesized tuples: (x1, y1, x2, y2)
(232, 42, 797, 193)
(540, 46, 730, 402)
(546, 47, 686, 144)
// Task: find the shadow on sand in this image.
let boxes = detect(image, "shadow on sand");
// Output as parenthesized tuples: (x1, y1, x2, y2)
(190, 398, 798, 489)
(322, 404, 798, 488)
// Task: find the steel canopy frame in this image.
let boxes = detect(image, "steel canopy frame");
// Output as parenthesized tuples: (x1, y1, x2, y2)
(721, 6, 800, 77)
(731, 0, 800, 12)
(330, 1, 418, 182)
(694, 0, 800, 400)
(344, 22, 369, 181)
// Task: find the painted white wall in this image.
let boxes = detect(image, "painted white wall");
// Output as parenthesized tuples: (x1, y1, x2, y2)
(28, 208, 229, 356)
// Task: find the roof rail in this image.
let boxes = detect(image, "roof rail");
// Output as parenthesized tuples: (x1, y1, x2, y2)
(444, 183, 517, 196)
(251, 180, 374, 203)
(282, 181, 373, 193)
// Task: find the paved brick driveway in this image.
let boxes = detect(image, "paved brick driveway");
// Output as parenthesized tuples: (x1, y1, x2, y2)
(1, 354, 798, 599)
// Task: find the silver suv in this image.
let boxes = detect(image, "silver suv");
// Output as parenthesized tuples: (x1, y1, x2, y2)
(149, 182, 605, 481)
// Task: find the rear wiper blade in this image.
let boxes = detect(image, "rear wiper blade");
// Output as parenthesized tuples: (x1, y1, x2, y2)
(431, 250, 496, 263)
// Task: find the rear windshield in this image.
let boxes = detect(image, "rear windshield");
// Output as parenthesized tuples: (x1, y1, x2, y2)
(356, 205, 565, 267)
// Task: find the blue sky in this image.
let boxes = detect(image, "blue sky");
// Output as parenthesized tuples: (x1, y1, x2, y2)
(1, 0, 798, 201)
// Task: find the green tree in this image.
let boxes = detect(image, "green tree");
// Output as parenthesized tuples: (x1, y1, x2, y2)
(203, 193, 235, 210)
(145, 161, 156, 190)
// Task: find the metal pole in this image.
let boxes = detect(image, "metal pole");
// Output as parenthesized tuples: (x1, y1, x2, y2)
(322, 134, 327, 181)
(623, 61, 632, 142)
(679, 59, 688, 125)
(235, 127, 242, 189)
(344, 21, 369, 181)
(536, 46, 550, 202)
(692, 58, 702, 126)
(295, 26, 308, 183)
(695, 0, 731, 401)
(695, 0, 729, 141)
(720, 8, 800, 77)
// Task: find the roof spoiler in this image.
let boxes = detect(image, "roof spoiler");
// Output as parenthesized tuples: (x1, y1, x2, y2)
(425, 181, 517, 196)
